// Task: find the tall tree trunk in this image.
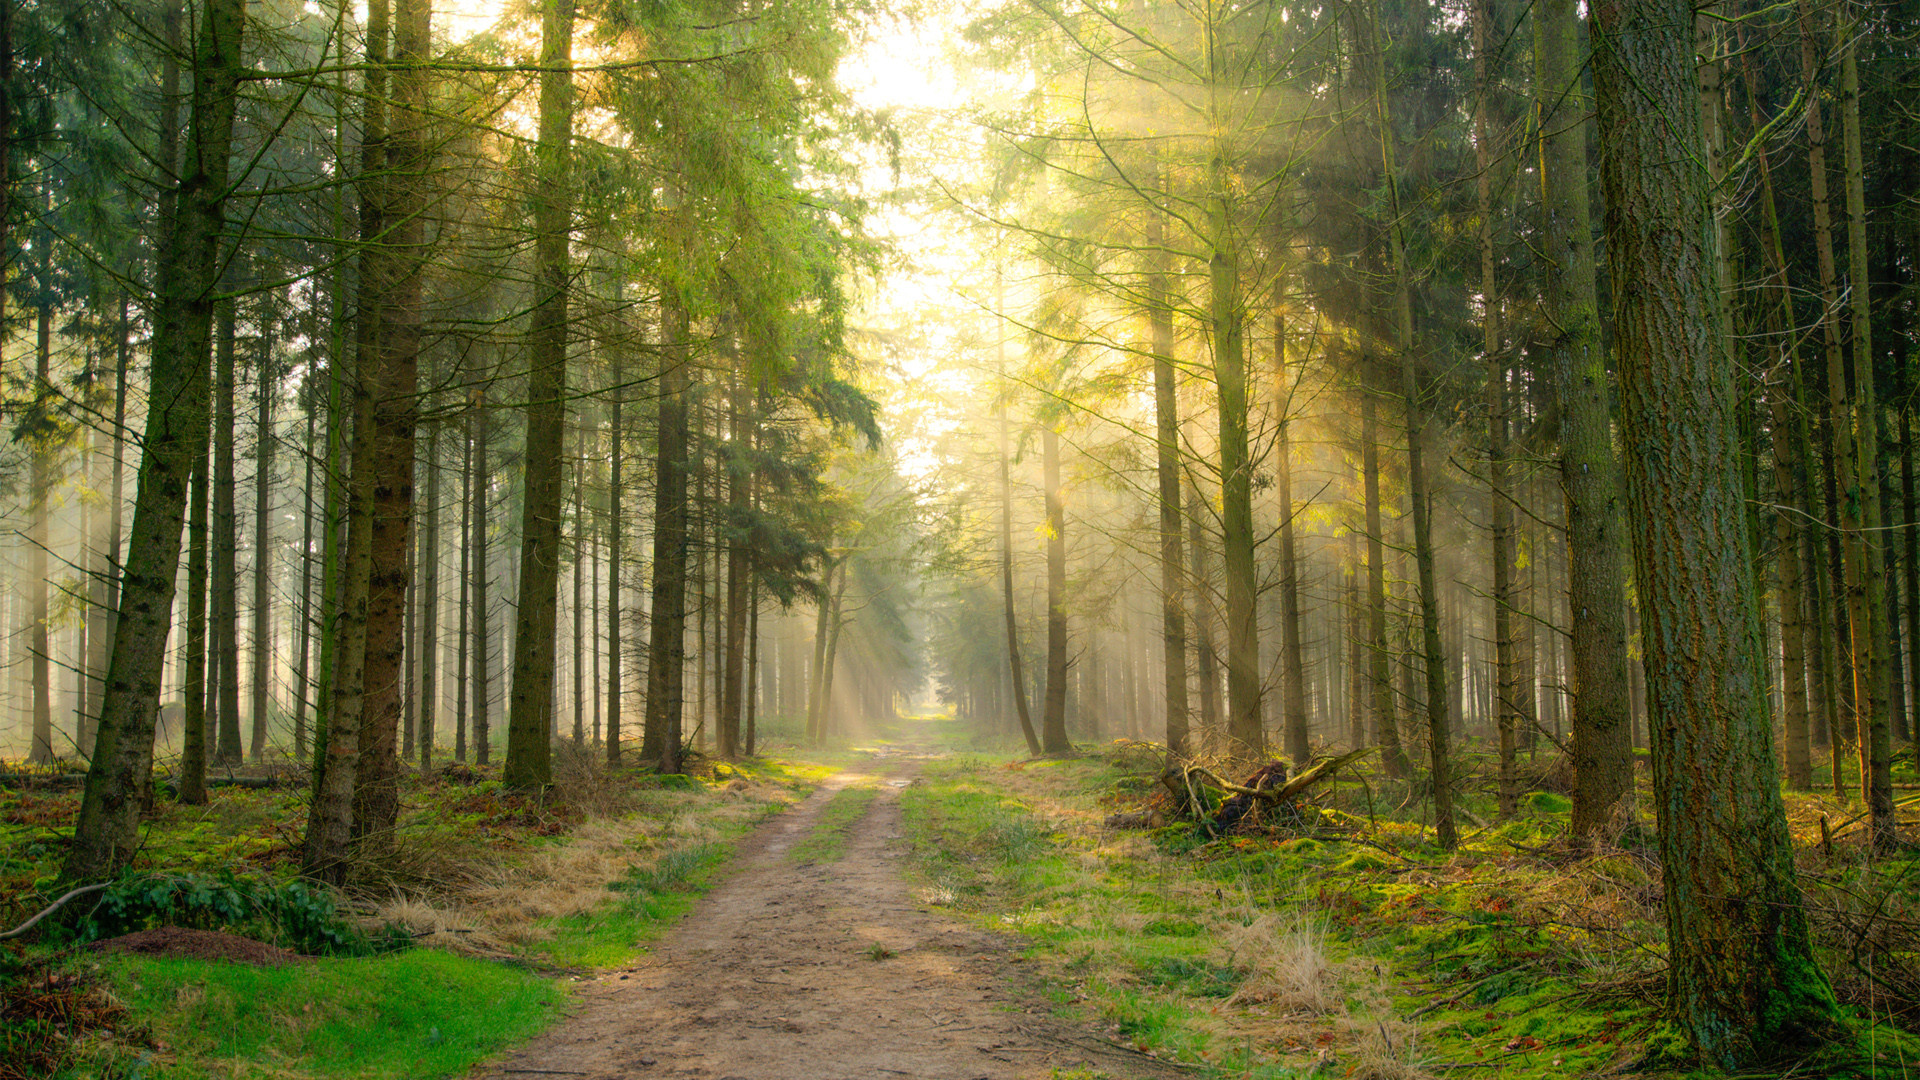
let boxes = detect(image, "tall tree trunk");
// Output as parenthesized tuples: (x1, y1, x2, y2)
(292, 380, 318, 762)
(1361, 396, 1407, 777)
(182, 443, 212, 804)
(1360, 0, 1450, 843)
(304, 0, 389, 881)
(455, 410, 471, 762)
(1904, 407, 1919, 745)
(1276, 315, 1309, 766)
(1800, 0, 1859, 795)
(471, 401, 490, 763)
(27, 283, 52, 763)
(1591, 0, 1843, 1061)
(1838, 13, 1894, 849)
(249, 325, 275, 760)
(1536, 0, 1633, 837)
(64, 0, 243, 882)
(572, 420, 586, 746)
(1481, 0, 1516, 819)
(1042, 422, 1071, 754)
(806, 559, 837, 743)
(352, 0, 429, 837)
(1147, 219, 1189, 759)
(606, 347, 624, 764)
(212, 304, 242, 765)
(643, 294, 691, 773)
(719, 373, 749, 759)
(506, 0, 579, 791)
(1745, 44, 1815, 789)
(1188, 482, 1221, 746)
(418, 425, 439, 768)
(995, 294, 1043, 756)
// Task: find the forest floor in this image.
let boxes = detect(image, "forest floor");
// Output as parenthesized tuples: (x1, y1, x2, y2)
(473, 750, 1187, 1080)
(4, 724, 1920, 1080)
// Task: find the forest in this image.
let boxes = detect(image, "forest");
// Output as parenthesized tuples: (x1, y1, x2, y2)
(0, 0, 1917, 1077)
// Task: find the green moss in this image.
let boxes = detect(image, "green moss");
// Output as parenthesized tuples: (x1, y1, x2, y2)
(1521, 791, 1571, 815)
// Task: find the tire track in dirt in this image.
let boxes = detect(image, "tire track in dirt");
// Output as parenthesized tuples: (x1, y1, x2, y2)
(474, 756, 1185, 1080)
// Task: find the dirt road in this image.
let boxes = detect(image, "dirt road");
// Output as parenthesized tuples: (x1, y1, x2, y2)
(475, 760, 1184, 1080)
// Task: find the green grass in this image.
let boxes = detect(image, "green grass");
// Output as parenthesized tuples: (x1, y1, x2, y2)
(787, 786, 878, 864)
(70, 948, 562, 1080)
(535, 799, 788, 970)
(900, 750, 1920, 1079)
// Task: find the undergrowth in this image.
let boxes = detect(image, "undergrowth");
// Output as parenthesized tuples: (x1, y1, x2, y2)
(1, 745, 816, 1078)
(901, 745, 1920, 1080)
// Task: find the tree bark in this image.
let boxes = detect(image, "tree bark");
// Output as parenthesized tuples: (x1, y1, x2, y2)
(249, 323, 275, 760)
(1591, 0, 1843, 1061)
(1837, 14, 1894, 851)
(607, 346, 624, 764)
(1276, 315, 1309, 766)
(1147, 217, 1188, 760)
(213, 304, 241, 765)
(64, 0, 244, 882)
(644, 294, 691, 773)
(353, 0, 428, 835)
(1361, 395, 1408, 777)
(503, 0, 571, 791)
(1042, 422, 1071, 754)
(1535, 0, 1634, 837)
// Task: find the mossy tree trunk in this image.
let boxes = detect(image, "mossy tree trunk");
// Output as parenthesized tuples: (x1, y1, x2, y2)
(1591, 0, 1845, 1063)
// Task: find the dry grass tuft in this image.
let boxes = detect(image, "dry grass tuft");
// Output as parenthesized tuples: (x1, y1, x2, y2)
(1223, 912, 1342, 1015)
(1341, 1015, 1434, 1080)
(365, 758, 796, 959)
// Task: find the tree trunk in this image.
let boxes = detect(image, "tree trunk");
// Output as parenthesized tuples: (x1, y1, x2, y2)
(27, 288, 52, 763)
(418, 425, 439, 768)
(503, 0, 571, 791)
(995, 301, 1043, 755)
(1361, 396, 1408, 777)
(1591, 0, 1843, 1061)
(292, 379, 318, 761)
(1042, 422, 1071, 754)
(249, 324, 275, 760)
(455, 410, 471, 762)
(472, 401, 491, 763)
(1838, 13, 1894, 850)
(1535, 0, 1633, 837)
(644, 294, 691, 773)
(353, 0, 428, 837)
(1148, 218, 1189, 760)
(1904, 407, 1919, 745)
(607, 347, 624, 764)
(304, 0, 389, 882)
(719, 373, 750, 759)
(64, 0, 243, 882)
(1276, 315, 1309, 766)
(212, 304, 242, 765)
(1187, 482, 1221, 748)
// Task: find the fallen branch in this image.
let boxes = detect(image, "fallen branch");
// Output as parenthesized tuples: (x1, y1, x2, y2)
(0, 882, 110, 941)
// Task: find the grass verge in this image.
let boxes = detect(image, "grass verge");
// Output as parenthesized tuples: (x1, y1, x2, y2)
(787, 786, 879, 865)
(4, 749, 819, 1079)
(900, 749, 1920, 1080)
(61, 948, 562, 1080)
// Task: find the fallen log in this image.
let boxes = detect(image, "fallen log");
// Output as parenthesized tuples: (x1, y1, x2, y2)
(1191, 747, 1376, 836)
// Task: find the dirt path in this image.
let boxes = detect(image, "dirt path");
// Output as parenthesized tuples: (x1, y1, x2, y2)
(475, 758, 1185, 1080)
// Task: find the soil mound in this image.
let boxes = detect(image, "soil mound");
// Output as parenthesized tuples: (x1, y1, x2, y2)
(91, 926, 302, 966)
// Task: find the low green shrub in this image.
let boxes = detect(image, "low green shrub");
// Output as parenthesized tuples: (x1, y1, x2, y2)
(71, 871, 407, 957)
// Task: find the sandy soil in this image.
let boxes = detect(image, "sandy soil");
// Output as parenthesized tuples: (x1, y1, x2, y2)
(474, 758, 1185, 1080)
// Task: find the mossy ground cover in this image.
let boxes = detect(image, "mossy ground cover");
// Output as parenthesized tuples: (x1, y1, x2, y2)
(1, 749, 823, 1079)
(900, 744, 1920, 1080)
